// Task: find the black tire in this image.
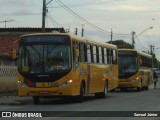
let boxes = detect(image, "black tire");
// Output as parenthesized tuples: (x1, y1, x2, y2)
(137, 87, 141, 92)
(76, 83, 84, 103)
(33, 96, 40, 104)
(120, 88, 127, 92)
(137, 82, 142, 92)
(145, 86, 149, 90)
(95, 81, 108, 98)
(145, 79, 149, 90)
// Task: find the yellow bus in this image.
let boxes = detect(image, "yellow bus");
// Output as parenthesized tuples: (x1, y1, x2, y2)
(118, 49, 153, 91)
(16, 33, 118, 104)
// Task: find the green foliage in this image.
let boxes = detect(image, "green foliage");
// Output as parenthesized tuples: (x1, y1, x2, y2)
(108, 40, 132, 49)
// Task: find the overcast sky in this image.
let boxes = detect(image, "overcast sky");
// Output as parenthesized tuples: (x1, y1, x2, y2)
(0, 0, 160, 60)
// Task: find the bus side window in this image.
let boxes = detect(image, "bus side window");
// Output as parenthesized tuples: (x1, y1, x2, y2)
(90, 45, 94, 63)
(79, 42, 85, 62)
(96, 46, 99, 63)
(93, 45, 97, 63)
(87, 44, 91, 63)
(146, 57, 148, 67)
(104, 48, 107, 64)
(73, 41, 79, 71)
(101, 47, 104, 64)
(149, 58, 152, 67)
(142, 56, 144, 67)
(99, 46, 102, 64)
(84, 43, 87, 62)
(107, 49, 109, 64)
(113, 49, 117, 64)
(111, 49, 113, 64)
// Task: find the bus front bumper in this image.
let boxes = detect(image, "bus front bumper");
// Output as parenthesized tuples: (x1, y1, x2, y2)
(17, 82, 77, 97)
(118, 80, 140, 88)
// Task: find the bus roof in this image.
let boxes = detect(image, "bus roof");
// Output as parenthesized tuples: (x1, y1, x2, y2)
(118, 49, 152, 58)
(70, 35, 117, 49)
(20, 33, 117, 49)
(20, 32, 69, 37)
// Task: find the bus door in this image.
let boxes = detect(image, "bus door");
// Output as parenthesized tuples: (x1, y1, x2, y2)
(74, 42, 90, 95)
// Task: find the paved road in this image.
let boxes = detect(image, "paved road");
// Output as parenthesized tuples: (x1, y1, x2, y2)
(0, 80, 160, 120)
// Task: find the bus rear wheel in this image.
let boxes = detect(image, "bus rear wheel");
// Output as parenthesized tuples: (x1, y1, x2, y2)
(33, 96, 40, 104)
(95, 81, 108, 98)
(144, 86, 149, 90)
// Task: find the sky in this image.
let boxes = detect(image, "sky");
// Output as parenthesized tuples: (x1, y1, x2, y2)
(0, 0, 160, 60)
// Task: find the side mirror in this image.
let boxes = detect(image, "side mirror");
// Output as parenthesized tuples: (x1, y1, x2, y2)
(22, 66, 29, 72)
(139, 59, 142, 65)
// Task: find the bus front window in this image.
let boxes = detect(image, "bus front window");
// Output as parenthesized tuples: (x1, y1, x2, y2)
(18, 45, 71, 74)
(118, 52, 138, 74)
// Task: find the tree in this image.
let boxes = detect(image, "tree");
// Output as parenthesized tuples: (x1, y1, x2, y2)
(108, 40, 132, 49)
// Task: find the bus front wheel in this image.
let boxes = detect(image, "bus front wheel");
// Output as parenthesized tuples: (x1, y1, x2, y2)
(33, 96, 40, 104)
(137, 81, 142, 92)
(76, 83, 85, 103)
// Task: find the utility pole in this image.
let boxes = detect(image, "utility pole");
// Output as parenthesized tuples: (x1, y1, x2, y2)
(132, 26, 153, 49)
(81, 24, 85, 37)
(0, 19, 14, 28)
(42, 0, 53, 32)
(75, 28, 78, 36)
(131, 31, 135, 49)
(42, 0, 46, 32)
(149, 45, 155, 68)
(111, 29, 113, 44)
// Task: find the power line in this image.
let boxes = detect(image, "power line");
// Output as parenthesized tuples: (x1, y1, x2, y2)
(50, 0, 108, 8)
(46, 15, 62, 28)
(55, 0, 111, 34)
(135, 37, 148, 49)
(54, 0, 130, 36)
(0, 13, 41, 17)
(112, 32, 131, 36)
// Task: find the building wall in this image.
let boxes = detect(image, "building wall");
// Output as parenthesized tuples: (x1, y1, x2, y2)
(0, 59, 16, 66)
(0, 66, 17, 93)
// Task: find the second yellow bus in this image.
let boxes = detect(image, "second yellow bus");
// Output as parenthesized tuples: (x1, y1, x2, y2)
(118, 49, 153, 91)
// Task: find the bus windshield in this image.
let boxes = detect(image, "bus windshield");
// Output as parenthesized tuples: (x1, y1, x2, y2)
(18, 35, 71, 74)
(118, 51, 138, 75)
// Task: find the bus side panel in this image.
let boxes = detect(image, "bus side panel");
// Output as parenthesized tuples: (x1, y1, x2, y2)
(89, 64, 104, 93)
(89, 64, 118, 93)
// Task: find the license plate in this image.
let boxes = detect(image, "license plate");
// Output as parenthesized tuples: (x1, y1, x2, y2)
(36, 82, 49, 87)
(40, 91, 48, 94)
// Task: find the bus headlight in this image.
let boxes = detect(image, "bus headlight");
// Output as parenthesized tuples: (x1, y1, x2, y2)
(131, 77, 140, 82)
(59, 80, 73, 88)
(18, 81, 28, 88)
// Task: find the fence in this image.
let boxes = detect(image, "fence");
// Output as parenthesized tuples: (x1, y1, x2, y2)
(0, 66, 17, 93)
